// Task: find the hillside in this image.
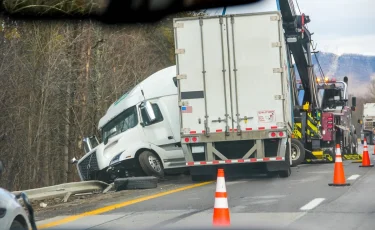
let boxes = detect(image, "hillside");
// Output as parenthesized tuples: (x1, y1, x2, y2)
(309, 52, 375, 96)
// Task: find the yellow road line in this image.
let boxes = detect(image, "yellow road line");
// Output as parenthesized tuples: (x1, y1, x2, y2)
(37, 181, 213, 229)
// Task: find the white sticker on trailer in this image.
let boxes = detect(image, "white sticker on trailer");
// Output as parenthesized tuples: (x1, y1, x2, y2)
(258, 110, 276, 123)
(192, 146, 205, 153)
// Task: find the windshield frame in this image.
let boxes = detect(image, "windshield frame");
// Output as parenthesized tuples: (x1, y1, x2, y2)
(102, 105, 139, 144)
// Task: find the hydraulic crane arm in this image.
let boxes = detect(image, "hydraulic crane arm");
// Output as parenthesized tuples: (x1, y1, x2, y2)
(278, 0, 320, 110)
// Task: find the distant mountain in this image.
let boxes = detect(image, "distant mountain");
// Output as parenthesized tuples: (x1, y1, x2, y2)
(306, 52, 375, 96)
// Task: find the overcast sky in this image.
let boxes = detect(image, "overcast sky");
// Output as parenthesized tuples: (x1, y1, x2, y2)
(206, 0, 375, 56)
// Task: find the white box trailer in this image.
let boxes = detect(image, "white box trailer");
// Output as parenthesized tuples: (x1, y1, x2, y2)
(360, 103, 375, 144)
(174, 11, 293, 181)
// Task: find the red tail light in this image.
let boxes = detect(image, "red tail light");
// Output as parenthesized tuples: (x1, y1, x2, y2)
(268, 131, 286, 138)
(183, 136, 200, 143)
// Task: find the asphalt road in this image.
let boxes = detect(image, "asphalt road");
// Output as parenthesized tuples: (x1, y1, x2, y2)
(38, 143, 375, 230)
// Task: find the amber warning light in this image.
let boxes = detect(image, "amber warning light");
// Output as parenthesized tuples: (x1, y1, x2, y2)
(296, 77, 336, 84)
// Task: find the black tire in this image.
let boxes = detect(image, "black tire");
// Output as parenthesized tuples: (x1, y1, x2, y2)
(114, 176, 158, 191)
(279, 147, 291, 178)
(126, 177, 158, 189)
(290, 139, 305, 167)
(138, 150, 164, 178)
(10, 220, 27, 230)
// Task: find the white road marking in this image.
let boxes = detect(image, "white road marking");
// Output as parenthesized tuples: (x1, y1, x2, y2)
(226, 180, 249, 185)
(347, 174, 360, 180)
(300, 198, 325, 211)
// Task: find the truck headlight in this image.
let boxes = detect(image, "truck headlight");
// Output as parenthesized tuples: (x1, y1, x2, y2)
(110, 152, 122, 165)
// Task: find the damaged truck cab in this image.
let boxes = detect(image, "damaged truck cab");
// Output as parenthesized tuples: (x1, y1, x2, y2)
(74, 66, 187, 183)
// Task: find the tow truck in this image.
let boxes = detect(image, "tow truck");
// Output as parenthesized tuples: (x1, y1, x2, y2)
(278, 0, 359, 165)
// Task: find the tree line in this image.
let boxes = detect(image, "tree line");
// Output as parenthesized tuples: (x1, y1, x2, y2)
(0, 13, 188, 190)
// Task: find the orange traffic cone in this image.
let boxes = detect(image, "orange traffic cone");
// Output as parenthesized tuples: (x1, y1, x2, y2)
(213, 168, 230, 226)
(360, 137, 374, 167)
(329, 144, 350, 186)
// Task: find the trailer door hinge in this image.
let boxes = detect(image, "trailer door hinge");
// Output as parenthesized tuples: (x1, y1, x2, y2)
(272, 42, 282, 48)
(277, 122, 287, 127)
(177, 74, 187, 80)
(179, 101, 189, 106)
(175, 49, 185, 54)
(174, 23, 184, 28)
(273, 68, 284, 73)
(274, 95, 285, 100)
(270, 15, 281, 21)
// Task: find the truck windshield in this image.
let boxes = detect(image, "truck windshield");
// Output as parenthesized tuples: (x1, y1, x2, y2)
(102, 105, 138, 143)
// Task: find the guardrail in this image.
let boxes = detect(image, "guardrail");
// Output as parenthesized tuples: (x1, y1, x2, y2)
(12, 180, 112, 202)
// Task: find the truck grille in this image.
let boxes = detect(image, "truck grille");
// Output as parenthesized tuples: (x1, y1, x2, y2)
(78, 151, 99, 181)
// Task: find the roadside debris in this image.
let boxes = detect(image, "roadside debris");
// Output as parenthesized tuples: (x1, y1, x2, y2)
(114, 176, 158, 191)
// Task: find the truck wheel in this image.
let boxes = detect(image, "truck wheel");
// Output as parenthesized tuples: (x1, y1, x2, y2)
(138, 151, 164, 178)
(279, 146, 292, 178)
(290, 139, 305, 167)
(10, 220, 27, 230)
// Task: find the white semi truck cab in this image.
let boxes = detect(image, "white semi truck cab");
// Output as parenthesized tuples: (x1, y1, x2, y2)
(174, 11, 293, 181)
(74, 66, 187, 183)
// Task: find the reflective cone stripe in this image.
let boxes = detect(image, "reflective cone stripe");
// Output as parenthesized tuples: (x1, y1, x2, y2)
(364, 137, 368, 154)
(213, 169, 230, 226)
(329, 144, 350, 186)
(335, 153, 342, 163)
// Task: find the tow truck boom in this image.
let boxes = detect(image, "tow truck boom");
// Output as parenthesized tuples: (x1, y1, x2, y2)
(279, 0, 320, 110)
(277, 0, 359, 165)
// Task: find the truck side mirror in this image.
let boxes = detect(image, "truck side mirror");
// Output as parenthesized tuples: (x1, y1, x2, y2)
(173, 77, 178, 87)
(141, 101, 156, 123)
(0, 160, 4, 175)
(351, 96, 356, 111)
(83, 136, 99, 154)
(83, 137, 92, 153)
(352, 96, 356, 107)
